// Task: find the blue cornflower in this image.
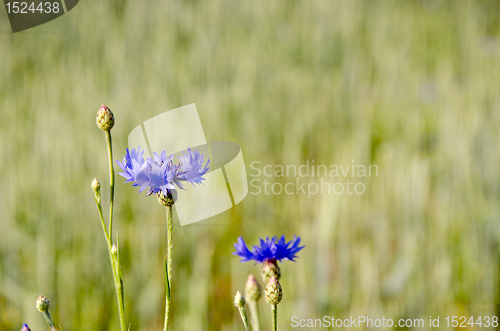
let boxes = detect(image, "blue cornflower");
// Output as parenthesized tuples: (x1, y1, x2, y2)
(117, 147, 210, 196)
(22, 324, 31, 331)
(178, 148, 210, 186)
(233, 235, 305, 263)
(116, 147, 147, 184)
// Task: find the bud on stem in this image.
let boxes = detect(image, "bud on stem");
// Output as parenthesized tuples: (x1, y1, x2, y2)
(36, 295, 50, 312)
(234, 291, 246, 308)
(92, 178, 101, 203)
(265, 278, 282, 331)
(245, 274, 262, 302)
(36, 295, 56, 330)
(234, 292, 251, 331)
(96, 104, 115, 131)
(111, 244, 118, 259)
(265, 277, 283, 306)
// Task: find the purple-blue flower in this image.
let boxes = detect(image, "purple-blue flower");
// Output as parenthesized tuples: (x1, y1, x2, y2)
(178, 148, 210, 186)
(117, 147, 210, 196)
(22, 324, 31, 331)
(233, 235, 305, 263)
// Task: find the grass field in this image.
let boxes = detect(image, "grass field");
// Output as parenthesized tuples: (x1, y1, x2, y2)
(2, 0, 500, 330)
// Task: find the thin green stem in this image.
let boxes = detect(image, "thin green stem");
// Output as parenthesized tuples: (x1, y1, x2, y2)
(163, 257, 170, 331)
(42, 311, 57, 331)
(112, 254, 126, 331)
(272, 304, 277, 331)
(116, 233, 124, 303)
(94, 196, 109, 241)
(114, 236, 125, 330)
(164, 206, 173, 331)
(248, 300, 260, 331)
(101, 228, 125, 331)
(166, 206, 173, 287)
(237, 307, 251, 331)
(105, 131, 115, 237)
(94, 196, 125, 331)
(94, 130, 125, 331)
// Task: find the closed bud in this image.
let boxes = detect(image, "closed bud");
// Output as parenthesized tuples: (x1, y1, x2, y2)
(21, 324, 31, 331)
(91, 178, 101, 192)
(92, 178, 101, 203)
(245, 274, 261, 302)
(261, 259, 281, 284)
(234, 291, 245, 308)
(96, 104, 115, 131)
(111, 244, 118, 256)
(36, 295, 50, 312)
(265, 276, 283, 305)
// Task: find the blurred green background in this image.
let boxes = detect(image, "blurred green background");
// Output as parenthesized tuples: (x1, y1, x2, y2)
(2, 0, 500, 330)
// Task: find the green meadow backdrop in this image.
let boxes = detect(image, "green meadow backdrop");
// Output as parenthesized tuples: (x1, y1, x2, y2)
(1, 0, 500, 330)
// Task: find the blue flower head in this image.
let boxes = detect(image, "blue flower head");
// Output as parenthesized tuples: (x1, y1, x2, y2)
(117, 146, 210, 196)
(22, 324, 31, 331)
(233, 235, 305, 263)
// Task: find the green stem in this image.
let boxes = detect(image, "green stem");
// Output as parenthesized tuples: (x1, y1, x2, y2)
(105, 131, 115, 238)
(237, 307, 251, 331)
(42, 311, 57, 331)
(112, 254, 126, 331)
(164, 206, 173, 331)
(94, 196, 108, 240)
(272, 304, 277, 331)
(95, 130, 125, 331)
(248, 300, 260, 331)
(101, 218, 125, 331)
(107, 130, 125, 331)
(113, 238, 125, 331)
(116, 233, 124, 303)
(163, 257, 170, 331)
(94, 204, 125, 331)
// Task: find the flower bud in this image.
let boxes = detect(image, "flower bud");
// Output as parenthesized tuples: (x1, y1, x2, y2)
(261, 259, 281, 284)
(21, 324, 31, 331)
(36, 295, 50, 312)
(245, 274, 261, 302)
(111, 244, 119, 263)
(265, 276, 283, 305)
(157, 190, 177, 207)
(91, 178, 101, 191)
(96, 104, 115, 131)
(234, 291, 245, 308)
(92, 178, 101, 203)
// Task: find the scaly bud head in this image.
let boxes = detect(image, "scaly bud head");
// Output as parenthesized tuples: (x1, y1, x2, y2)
(261, 259, 281, 284)
(92, 178, 101, 203)
(265, 276, 283, 305)
(96, 104, 115, 131)
(36, 295, 50, 312)
(91, 178, 101, 192)
(234, 291, 246, 308)
(245, 274, 262, 302)
(21, 324, 31, 331)
(157, 190, 177, 207)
